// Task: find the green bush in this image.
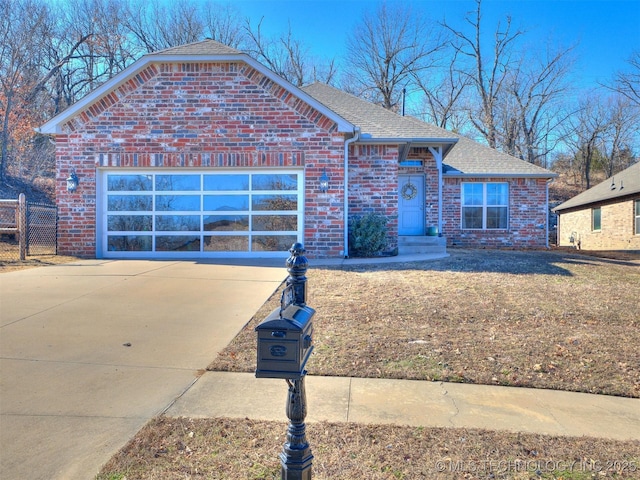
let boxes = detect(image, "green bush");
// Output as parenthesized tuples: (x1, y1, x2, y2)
(348, 213, 388, 257)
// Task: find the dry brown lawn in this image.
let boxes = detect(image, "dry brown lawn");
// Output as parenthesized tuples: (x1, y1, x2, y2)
(95, 248, 640, 480)
(211, 248, 640, 398)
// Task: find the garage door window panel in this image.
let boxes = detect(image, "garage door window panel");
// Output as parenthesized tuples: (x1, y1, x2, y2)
(108, 215, 152, 231)
(156, 174, 201, 191)
(252, 194, 297, 211)
(156, 235, 201, 251)
(252, 174, 297, 190)
(204, 195, 249, 211)
(156, 195, 200, 211)
(252, 235, 298, 252)
(204, 235, 249, 251)
(108, 175, 152, 191)
(107, 195, 152, 211)
(253, 214, 297, 231)
(108, 235, 152, 251)
(156, 215, 200, 231)
(204, 174, 250, 191)
(204, 215, 249, 231)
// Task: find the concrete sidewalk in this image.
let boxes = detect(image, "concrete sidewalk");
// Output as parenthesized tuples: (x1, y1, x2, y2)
(166, 371, 640, 442)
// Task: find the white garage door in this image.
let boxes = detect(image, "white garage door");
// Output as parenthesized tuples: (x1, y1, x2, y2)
(98, 170, 303, 258)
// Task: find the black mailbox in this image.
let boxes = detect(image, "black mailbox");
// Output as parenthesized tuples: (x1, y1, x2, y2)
(255, 303, 314, 379)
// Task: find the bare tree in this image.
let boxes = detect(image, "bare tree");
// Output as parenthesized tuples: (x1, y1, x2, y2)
(507, 41, 575, 166)
(412, 47, 471, 130)
(344, 1, 445, 111)
(600, 95, 639, 177)
(123, 0, 205, 53)
(607, 50, 640, 107)
(201, 2, 247, 49)
(442, 0, 523, 148)
(1, 0, 89, 181)
(563, 94, 609, 189)
(244, 18, 336, 87)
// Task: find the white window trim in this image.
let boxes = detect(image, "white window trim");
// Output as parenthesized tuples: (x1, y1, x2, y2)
(461, 182, 509, 230)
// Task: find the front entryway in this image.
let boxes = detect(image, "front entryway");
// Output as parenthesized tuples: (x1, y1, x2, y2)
(398, 175, 425, 235)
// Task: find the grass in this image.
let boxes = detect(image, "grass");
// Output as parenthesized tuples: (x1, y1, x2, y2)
(97, 418, 639, 479)
(211, 249, 640, 398)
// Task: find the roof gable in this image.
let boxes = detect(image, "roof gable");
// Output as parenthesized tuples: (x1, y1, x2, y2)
(38, 40, 354, 135)
(554, 162, 640, 212)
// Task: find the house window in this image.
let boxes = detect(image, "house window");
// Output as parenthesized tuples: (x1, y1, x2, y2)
(592, 207, 602, 231)
(461, 182, 508, 229)
(635, 200, 640, 235)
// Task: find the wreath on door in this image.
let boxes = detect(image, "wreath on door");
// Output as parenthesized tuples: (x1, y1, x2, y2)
(401, 181, 418, 200)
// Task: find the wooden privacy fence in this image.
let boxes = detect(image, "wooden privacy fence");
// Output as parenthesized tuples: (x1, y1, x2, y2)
(0, 194, 57, 261)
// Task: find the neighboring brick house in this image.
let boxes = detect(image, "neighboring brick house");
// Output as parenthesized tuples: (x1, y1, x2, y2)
(38, 39, 556, 259)
(553, 162, 640, 251)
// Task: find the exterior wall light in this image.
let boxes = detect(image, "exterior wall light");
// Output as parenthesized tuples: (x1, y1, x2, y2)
(66, 170, 79, 193)
(319, 168, 329, 193)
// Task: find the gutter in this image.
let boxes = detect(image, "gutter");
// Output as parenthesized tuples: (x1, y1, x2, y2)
(356, 136, 459, 146)
(343, 128, 361, 258)
(443, 172, 558, 179)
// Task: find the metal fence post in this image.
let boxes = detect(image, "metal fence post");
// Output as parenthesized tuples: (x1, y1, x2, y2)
(18, 193, 26, 260)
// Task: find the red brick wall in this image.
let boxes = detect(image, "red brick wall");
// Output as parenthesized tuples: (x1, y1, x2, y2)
(442, 177, 550, 248)
(348, 144, 399, 252)
(557, 197, 640, 250)
(54, 61, 345, 258)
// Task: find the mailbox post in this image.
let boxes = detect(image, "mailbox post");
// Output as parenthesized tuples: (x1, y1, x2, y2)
(256, 243, 314, 480)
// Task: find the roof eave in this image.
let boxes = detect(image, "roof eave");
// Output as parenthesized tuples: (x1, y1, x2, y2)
(38, 52, 355, 135)
(355, 137, 459, 145)
(554, 190, 640, 212)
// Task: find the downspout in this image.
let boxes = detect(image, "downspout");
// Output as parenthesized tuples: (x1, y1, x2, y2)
(343, 128, 361, 258)
(546, 178, 553, 249)
(428, 146, 444, 235)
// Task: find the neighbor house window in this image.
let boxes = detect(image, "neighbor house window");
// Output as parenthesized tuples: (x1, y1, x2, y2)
(461, 182, 509, 229)
(592, 207, 602, 231)
(635, 200, 640, 235)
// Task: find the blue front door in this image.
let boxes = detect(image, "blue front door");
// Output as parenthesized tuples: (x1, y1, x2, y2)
(398, 175, 425, 235)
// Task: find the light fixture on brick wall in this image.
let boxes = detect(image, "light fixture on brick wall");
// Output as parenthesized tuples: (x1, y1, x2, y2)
(66, 170, 79, 193)
(319, 168, 329, 193)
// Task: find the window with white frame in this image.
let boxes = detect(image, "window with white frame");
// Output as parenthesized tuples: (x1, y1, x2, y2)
(635, 200, 640, 235)
(461, 182, 509, 229)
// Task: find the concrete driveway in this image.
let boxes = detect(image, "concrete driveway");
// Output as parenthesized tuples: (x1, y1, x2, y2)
(0, 259, 286, 480)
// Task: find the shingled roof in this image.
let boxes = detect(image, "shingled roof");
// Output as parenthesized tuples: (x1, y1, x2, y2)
(151, 39, 243, 56)
(554, 162, 640, 212)
(302, 82, 555, 178)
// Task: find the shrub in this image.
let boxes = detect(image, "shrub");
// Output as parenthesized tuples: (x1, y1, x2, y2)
(348, 213, 388, 257)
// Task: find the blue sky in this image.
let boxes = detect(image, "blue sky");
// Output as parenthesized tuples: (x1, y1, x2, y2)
(232, 0, 640, 92)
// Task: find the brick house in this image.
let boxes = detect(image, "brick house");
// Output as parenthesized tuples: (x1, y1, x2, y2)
(553, 162, 640, 251)
(38, 40, 556, 259)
